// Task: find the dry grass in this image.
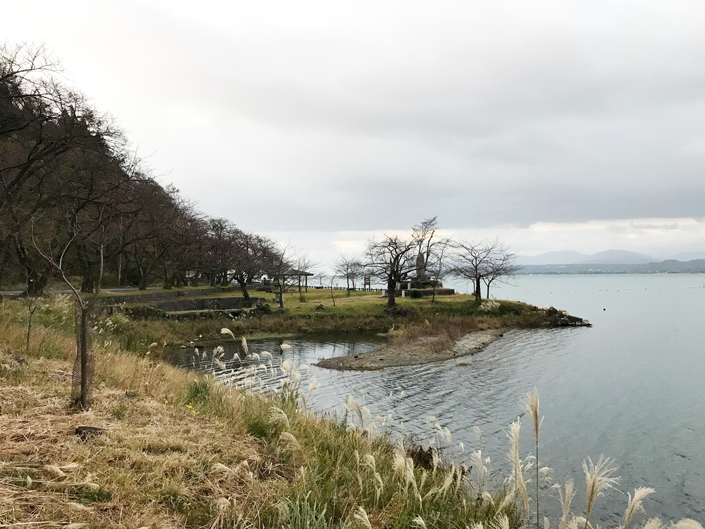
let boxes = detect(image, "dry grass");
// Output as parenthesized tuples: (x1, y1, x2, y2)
(0, 356, 278, 528)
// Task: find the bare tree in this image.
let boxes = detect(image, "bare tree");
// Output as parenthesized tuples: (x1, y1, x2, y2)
(365, 234, 417, 307)
(334, 254, 364, 295)
(482, 244, 521, 299)
(229, 231, 279, 302)
(426, 237, 453, 302)
(32, 223, 94, 409)
(452, 239, 500, 302)
(267, 243, 295, 309)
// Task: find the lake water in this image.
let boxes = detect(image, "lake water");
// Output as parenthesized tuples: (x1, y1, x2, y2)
(174, 274, 705, 524)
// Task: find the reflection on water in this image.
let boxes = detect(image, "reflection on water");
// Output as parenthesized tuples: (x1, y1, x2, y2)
(172, 274, 705, 525)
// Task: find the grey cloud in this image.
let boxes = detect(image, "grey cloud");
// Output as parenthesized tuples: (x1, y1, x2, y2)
(6, 0, 704, 235)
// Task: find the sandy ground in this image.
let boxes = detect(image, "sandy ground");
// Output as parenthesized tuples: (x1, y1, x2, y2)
(316, 328, 503, 371)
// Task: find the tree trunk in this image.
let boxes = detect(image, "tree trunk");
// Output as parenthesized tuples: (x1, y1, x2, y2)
(25, 268, 49, 296)
(475, 277, 482, 302)
(95, 243, 104, 295)
(14, 236, 49, 296)
(79, 304, 90, 410)
(81, 269, 94, 294)
(387, 278, 397, 306)
(138, 266, 148, 290)
(237, 278, 250, 301)
(486, 281, 491, 300)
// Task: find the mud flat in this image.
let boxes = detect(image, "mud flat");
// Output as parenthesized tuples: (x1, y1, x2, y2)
(316, 328, 503, 371)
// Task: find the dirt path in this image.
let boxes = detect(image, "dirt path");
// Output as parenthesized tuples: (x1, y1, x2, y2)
(316, 328, 503, 371)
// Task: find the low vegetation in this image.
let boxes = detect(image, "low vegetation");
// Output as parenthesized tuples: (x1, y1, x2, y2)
(84, 289, 562, 355)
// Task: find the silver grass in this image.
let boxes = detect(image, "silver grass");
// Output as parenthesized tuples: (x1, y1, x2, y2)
(671, 521, 703, 529)
(298, 390, 307, 414)
(280, 343, 294, 353)
(558, 480, 575, 529)
(432, 448, 441, 474)
(412, 516, 428, 529)
(582, 456, 619, 529)
(436, 464, 456, 498)
(621, 487, 656, 528)
(363, 453, 376, 472)
(278, 432, 301, 453)
(281, 359, 294, 374)
(524, 389, 541, 529)
(307, 376, 318, 397)
(220, 328, 235, 340)
(642, 519, 664, 529)
(213, 358, 226, 370)
(374, 471, 384, 501)
(471, 450, 488, 493)
(268, 406, 290, 429)
(492, 514, 511, 529)
(508, 420, 530, 515)
(354, 506, 373, 529)
(344, 395, 364, 428)
(567, 518, 582, 529)
(241, 336, 249, 356)
(482, 491, 495, 506)
(261, 351, 272, 360)
(496, 490, 515, 514)
(455, 461, 464, 494)
(474, 425, 484, 447)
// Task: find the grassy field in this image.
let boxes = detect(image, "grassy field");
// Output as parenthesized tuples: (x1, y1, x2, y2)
(106, 289, 554, 355)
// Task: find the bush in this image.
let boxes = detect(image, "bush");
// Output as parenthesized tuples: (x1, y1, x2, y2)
(409, 289, 423, 299)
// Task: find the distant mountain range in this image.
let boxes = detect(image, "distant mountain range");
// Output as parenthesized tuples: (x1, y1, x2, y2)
(515, 249, 705, 274)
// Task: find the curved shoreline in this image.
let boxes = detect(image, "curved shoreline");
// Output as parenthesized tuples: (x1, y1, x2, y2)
(315, 328, 504, 371)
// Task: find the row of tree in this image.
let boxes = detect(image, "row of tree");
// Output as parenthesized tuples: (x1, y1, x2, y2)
(1, 44, 297, 301)
(333, 217, 520, 306)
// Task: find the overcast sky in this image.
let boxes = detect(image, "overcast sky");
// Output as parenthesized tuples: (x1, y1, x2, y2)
(4, 0, 704, 265)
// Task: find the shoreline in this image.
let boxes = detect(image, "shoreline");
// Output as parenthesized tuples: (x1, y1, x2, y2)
(315, 328, 504, 371)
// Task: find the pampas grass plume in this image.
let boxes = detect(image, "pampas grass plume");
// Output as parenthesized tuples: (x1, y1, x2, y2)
(582, 455, 619, 529)
(508, 420, 530, 515)
(622, 487, 655, 528)
(559, 480, 575, 529)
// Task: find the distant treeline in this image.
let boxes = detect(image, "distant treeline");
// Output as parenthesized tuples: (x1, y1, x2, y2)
(0, 44, 289, 298)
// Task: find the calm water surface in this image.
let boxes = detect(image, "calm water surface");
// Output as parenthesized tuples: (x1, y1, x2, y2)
(174, 274, 705, 524)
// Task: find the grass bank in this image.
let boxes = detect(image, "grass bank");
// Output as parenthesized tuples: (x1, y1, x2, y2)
(98, 289, 580, 356)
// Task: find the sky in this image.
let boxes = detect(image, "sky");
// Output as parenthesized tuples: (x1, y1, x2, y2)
(3, 0, 704, 267)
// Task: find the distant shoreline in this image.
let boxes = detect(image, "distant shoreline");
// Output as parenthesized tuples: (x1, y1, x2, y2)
(517, 260, 705, 275)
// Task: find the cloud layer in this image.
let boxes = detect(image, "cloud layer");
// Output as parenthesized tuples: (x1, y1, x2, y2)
(4, 0, 704, 247)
